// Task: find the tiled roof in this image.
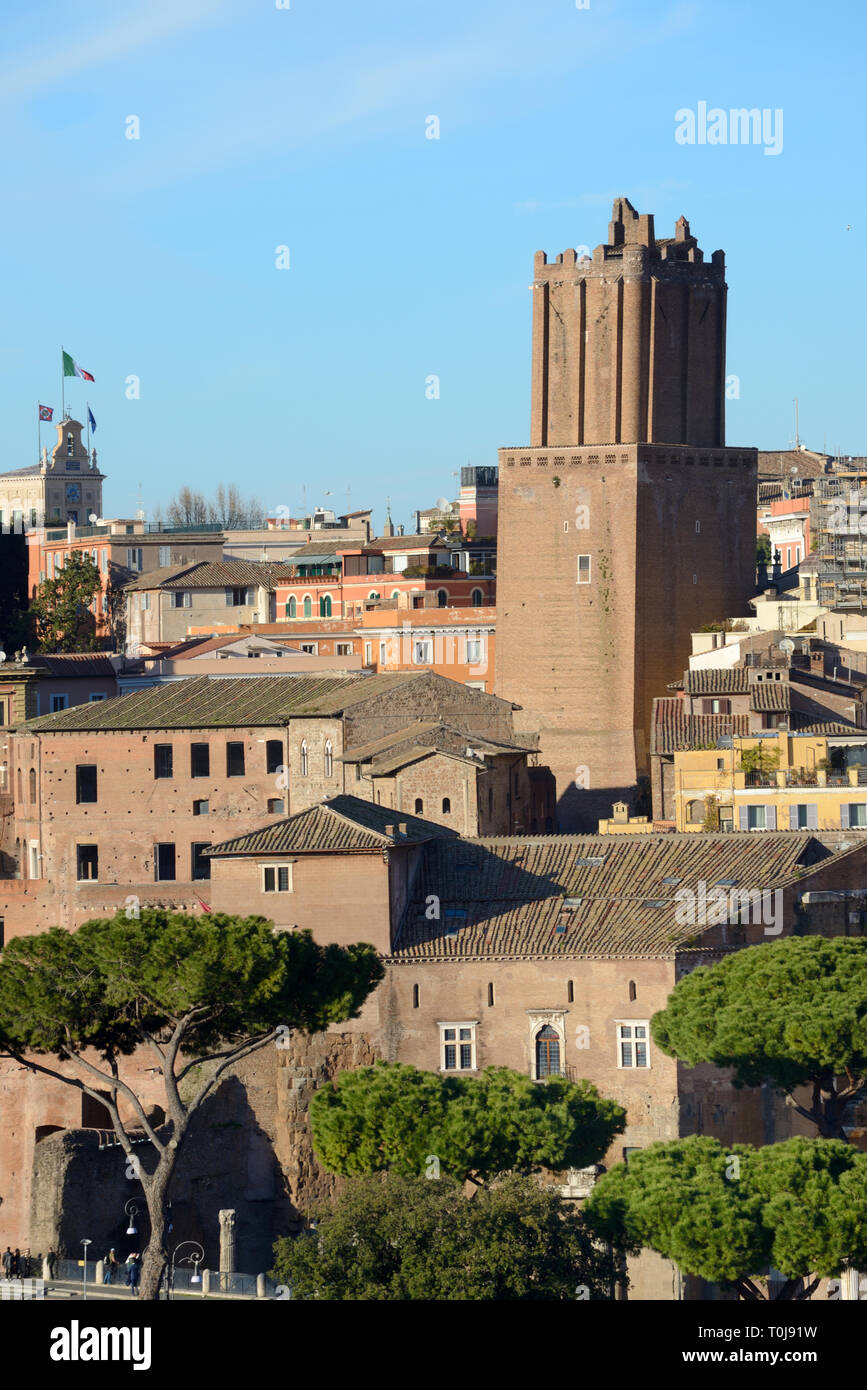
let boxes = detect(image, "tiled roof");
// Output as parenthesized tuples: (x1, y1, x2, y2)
(0, 464, 42, 478)
(750, 682, 791, 711)
(343, 721, 528, 765)
(35, 654, 118, 678)
(123, 559, 299, 592)
(391, 832, 862, 960)
(684, 669, 750, 695)
(23, 673, 368, 731)
(651, 698, 750, 754)
(799, 721, 862, 735)
(365, 537, 449, 551)
(208, 795, 458, 855)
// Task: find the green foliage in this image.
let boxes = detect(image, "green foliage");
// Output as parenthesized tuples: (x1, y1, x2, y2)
(757, 534, 772, 565)
(586, 1135, 867, 1293)
(310, 1061, 625, 1184)
(651, 937, 867, 1092)
(701, 795, 719, 832)
(30, 551, 102, 652)
(271, 1172, 618, 1300)
(738, 743, 781, 774)
(0, 909, 384, 1058)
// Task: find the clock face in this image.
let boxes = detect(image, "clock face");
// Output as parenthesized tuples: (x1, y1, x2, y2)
(66, 483, 81, 502)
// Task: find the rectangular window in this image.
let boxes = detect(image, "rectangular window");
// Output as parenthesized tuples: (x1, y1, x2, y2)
(577, 554, 591, 584)
(76, 844, 98, 882)
(192, 799, 209, 816)
(154, 744, 173, 779)
(171, 591, 192, 608)
(50, 694, 69, 712)
(127, 548, 143, 570)
(226, 586, 256, 606)
(89, 693, 107, 702)
(300, 643, 318, 655)
(190, 743, 210, 778)
(849, 803, 867, 828)
(29, 842, 39, 879)
(747, 805, 766, 830)
(413, 640, 433, 665)
(75, 765, 98, 804)
(159, 545, 171, 567)
(100, 548, 108, 573)
(466, 638, 482, 663)
(618, 1022, 650, 1069)
(439, 1022, 476, 1071)
(263, 864, 292, 893)
(794, 803, 809, 829)
(267, 798, 285, 814)
(226, 741, 245, 777)
(154, 843, 176, 881)
(337, 643, 353, 656)
(364, 642, 372, 665)
(140, 593, 150, 610)
(191, 842, 210, 881)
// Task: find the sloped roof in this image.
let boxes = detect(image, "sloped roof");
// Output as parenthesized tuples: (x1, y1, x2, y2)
(651, 698, 750, 754)
(391, 831, 864, 960)
(208, 795, 458, 855)
(750, 682, 792, 711)
(0, 464, 42, 478)
(684, 669, 750, 695)
(123, 559, 299, 592)
(23, 673, 368, 731)
(34, 654, 118, 678)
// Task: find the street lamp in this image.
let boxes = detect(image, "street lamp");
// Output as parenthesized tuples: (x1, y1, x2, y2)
(125, 1200, 138, 1237)
(80, 1239, 92, 1300)
(168, 1241, 205, 1301)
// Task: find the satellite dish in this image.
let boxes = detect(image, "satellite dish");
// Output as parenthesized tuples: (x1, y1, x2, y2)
(88, 513, 98, 524)
(779, 638, 795, 654)
(0, 651, 6, 664)
(436, 496, 450, 511)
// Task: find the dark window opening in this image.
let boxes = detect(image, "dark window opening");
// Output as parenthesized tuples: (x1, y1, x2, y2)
(414, 797, 423, 814)
(154, 744, 173, 779)
(226, 742, 245, 777)
(76, 765, 97, 804)
(442, 797, 451, 814)
(628, 980, 637, 1002)
(567, 979, 574, 1003)
(266, 740, 283, 774)
(190, 743, 210, 778)
(76, 844, 98, 881)
(193, 799, 209, 816)
(191, 843, 210, 881)
(487, 982, 494, 1007)
(81, 1092, 113, 1128)
(535, 1024, 560, 1078)
(154, 843, 176, 881)
(412, 984, 420, 1009)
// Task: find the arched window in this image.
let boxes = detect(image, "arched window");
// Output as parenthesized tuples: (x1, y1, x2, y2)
(437, 589, 448, 608)
(320, 594, 332, 618)
(686, 799, 704, 824)
(303, 595, 312, 618)
(300, 740, 308, 777)
(29, 768, 36, 803)
(442, 796, 451, 814)
(414, 797, 423, 814)
(412, 984, 420, 1009)
(368, 591, 380, 602)
(286, 596, 297, 618)
(324, 740, 333, 777)
(391, 590, 400, 601)
(471, 588, 483, 607)
(535, 1024, 561, 1079)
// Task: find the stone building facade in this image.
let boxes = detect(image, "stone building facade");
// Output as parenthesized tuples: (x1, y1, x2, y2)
(0, 418, 104, 531)
(494, 199, 758, 830)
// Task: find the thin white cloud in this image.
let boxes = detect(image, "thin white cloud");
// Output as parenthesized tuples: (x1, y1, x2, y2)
(0, 0, 231, 101)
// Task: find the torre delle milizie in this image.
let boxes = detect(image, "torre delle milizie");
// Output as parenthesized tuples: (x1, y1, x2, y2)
(494, 197, 758, 830)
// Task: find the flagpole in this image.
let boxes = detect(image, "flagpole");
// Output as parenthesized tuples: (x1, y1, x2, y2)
(86, 400, 90, 457)
(61, 345, 65, 421)
(37, 402, 41, 462)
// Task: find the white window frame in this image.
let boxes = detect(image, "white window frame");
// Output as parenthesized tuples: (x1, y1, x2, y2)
(465, 637, 482, 663)
(413, 639, 434, 666)
(28, 841, 40, 881)
(171, 591, 192, 609)
(616, 1021, 650, 1070)
(747, 804, 767, 831)
(262, 863, 293, 893)
(577, 554, 591, 584)
(140, 592, 150, 610)
(438, 1021, 477, 1072)
(127, 547, 143, 571)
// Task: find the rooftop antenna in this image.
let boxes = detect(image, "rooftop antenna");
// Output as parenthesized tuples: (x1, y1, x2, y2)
(793, 398, 800, 449)
(136, 482, 145, 523)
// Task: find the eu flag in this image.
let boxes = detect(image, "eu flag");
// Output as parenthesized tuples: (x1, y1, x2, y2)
(87, 406, 97, 433)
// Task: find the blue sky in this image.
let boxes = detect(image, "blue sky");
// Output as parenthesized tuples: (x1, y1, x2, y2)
(1, 0, 863, 528)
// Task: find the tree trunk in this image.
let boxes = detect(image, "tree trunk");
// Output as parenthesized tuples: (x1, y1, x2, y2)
(137, 1167, 172, 1301)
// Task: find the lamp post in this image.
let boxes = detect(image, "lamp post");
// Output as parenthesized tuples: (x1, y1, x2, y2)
(167, 1241, 204, 1301)
(80, 1239, 92, 1300)
(125, 1200, 139, 1238)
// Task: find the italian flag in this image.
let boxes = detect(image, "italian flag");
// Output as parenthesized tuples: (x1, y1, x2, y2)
(62, 350, 94, 382)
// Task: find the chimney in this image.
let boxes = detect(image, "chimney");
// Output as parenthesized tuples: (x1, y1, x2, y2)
(398, 822, 408, 836)
(415, 510, 422, 535)
(384, 824, 395, 837)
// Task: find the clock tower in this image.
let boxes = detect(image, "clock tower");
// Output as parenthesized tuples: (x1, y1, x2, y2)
(0, 416, 105, 531)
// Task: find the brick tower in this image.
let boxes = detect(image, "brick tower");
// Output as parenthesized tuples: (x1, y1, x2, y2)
(494, 198, 757, 830)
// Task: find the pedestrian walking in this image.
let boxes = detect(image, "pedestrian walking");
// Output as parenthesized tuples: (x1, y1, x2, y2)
(103, 1248, 118, 1284)
(10, 1250, 20, 1278)
(46, 1250, 57, 1280)
(1, 1248, 11, 1278)
(129, 1253, 141, 1296)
